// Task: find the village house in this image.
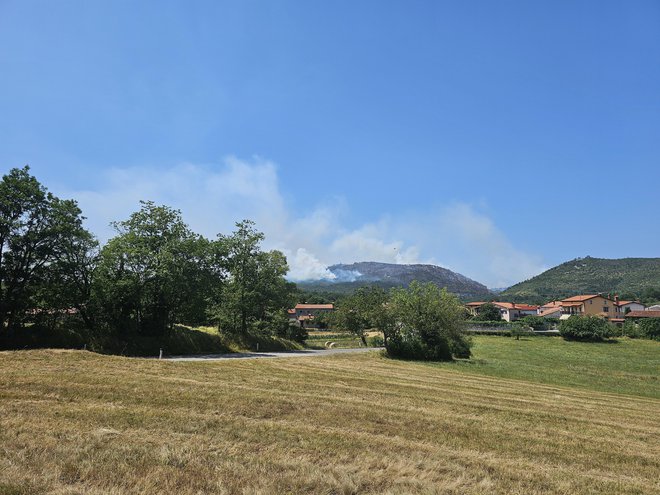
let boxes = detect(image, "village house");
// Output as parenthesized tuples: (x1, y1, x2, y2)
(469, 294, 651, 324)
(558, 294, 619, 319)
(537, 302, 563, 319)
(614, 299, 646, 314)
(537, 300, 563, 317)
(288, 303, 334, 329)
(465, 301, 539, 322)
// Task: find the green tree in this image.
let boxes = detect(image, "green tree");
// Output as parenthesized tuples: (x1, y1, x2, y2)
(330, 286, 389, 346)
(520, 315, 546, 331)
(214, 220, 295, 335)
(559, 315, 611, 342)
(385, 281, 471, 361)
(638, 318, 660, 341)
(0, 166, 94, 335)
(474, 302, 502, 322)
(93, 201, 216, 337)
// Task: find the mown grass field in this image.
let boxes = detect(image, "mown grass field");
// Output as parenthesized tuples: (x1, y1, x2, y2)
(1, 337, 659, 494)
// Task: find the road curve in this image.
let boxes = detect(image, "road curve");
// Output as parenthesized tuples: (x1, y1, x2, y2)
(164, 347, 384, 362)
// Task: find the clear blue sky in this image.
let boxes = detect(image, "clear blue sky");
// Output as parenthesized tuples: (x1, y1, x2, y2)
(1, 1, 658, 287)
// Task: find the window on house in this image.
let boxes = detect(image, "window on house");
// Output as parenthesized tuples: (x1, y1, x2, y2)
(603, 307, 609, 312)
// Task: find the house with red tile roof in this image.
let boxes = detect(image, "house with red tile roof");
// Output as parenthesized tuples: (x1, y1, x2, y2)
(614, 300, 646, 314)
(558, 294, 619, 320)
(465, 301, 539, 322)
(537, 306, 563, 319)
(289, 303, 334, 329)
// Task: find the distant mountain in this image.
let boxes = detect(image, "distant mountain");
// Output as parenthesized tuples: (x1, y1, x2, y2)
(297, 261, 491, 299)
(500, 256, 660, 303)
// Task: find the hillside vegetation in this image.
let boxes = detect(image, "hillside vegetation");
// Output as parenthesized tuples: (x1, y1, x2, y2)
(501, 256, 660, 302)
(1, 337, 658, 494)
(298, 261, 491, 299)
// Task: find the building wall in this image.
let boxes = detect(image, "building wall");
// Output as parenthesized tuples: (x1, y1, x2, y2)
(295, 308, 333, 318)
(619, 302, 646, 313)
(578, 296, 615, 317)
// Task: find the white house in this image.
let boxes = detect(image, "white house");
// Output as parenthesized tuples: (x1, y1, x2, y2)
(615, 300, 646, 314)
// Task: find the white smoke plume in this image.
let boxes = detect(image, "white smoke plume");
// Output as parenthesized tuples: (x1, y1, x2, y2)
(56, 157, 546, 287)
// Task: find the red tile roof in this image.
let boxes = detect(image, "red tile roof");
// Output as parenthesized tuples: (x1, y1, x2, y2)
(625, 311, 660, 318)
(615, 301, 644, 307)
(493, 302, 539, 311)
(561, 294, 601, 302)
(538, 307, 562, 317)
(541, 301, 563, 309)
(465, 301, 538, 311)
(295, 304, 334, 310)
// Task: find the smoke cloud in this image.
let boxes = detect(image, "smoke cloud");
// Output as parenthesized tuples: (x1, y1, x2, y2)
(57, 157, 546, 287)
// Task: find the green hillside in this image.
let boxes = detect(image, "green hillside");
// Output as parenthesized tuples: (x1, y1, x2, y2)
(501, 256, 660, 303)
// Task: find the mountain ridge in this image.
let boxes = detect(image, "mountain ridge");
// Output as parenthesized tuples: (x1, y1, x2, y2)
(297, 261, 491, 299)
(500, 256, 660, 303)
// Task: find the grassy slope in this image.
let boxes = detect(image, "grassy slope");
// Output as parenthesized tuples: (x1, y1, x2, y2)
(1, 337, 659, 494)
(0, 324, 303, 357)
(437, 336, 660, 399)
(501, 256, 660, 302)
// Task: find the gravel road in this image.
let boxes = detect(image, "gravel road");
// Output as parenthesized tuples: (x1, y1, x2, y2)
(164, 347, 384, 362)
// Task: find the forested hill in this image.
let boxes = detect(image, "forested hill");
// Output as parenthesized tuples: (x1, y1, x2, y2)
(500, 257, 660, 303)
(297, 261, 491, 299)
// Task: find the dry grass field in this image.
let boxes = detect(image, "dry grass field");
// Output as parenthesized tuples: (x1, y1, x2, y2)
(1, 337, 659, 494)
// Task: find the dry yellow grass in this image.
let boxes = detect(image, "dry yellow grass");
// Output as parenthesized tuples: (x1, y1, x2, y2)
(1, 348, 659, 494)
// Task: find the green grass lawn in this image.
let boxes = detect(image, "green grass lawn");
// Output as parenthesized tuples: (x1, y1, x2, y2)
(435, 335, 660, 398)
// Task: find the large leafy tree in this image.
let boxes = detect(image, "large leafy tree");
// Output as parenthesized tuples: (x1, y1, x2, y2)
(386, 281, 471, 361)
(214, 220, 295, 335)
(559, 315, 611, 342)
(330, 286, 389, 346)
(93, 201, 217, 336)
(474, 302, 502, 321)
(0, 166, 95, 335)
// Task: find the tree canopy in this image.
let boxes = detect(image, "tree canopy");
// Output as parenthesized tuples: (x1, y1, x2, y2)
(0, 166, 94, 335)
(0, 167, 297, 353)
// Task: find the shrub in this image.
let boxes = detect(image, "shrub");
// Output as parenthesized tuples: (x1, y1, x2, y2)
(467, 320, 512, 328)
(473, 303, 502, 322)
(638, 318, 660, 341)
(622, 321, 643, 339)
(367, 335, 384, 347)
(559, 315, 612, 342)
(510, 323, 533, 340)
(385, 282, 471, 361)
(520, 315, 546, 331)
(274, 322, 308, 344)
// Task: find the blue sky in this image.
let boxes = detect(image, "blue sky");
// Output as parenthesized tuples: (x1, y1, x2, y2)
(1, 1, 659, 287)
